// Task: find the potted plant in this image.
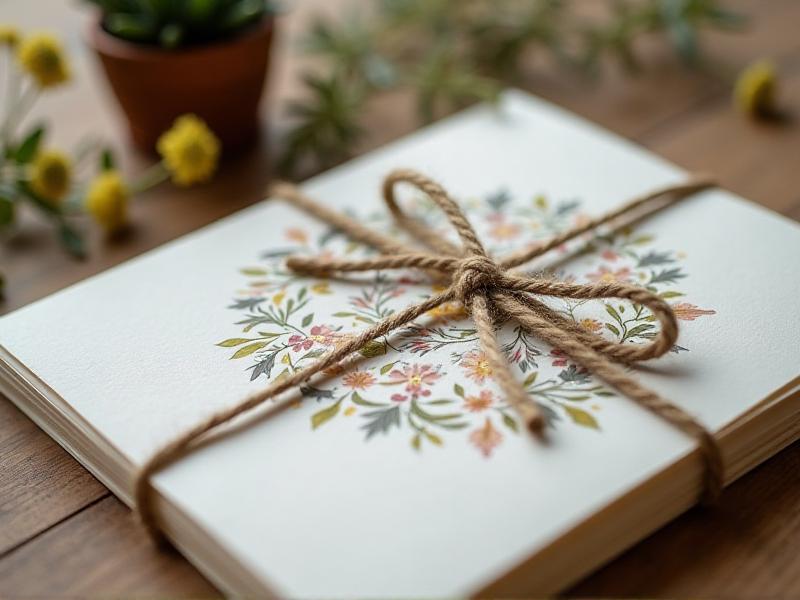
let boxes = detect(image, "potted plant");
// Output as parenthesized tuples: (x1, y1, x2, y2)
(86, 0, 276, 152)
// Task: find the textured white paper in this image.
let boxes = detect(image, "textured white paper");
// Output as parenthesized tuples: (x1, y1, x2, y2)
(2, 91, 800, 597)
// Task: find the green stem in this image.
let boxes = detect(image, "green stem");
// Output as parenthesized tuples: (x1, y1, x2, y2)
(130, 161, 170, 194)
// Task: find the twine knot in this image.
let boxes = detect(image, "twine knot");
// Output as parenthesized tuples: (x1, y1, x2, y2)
(133, 168, 723, 544)
(452, 254, 503, 308)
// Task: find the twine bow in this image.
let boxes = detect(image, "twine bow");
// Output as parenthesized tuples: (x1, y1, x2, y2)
(135, 169, 723, 541)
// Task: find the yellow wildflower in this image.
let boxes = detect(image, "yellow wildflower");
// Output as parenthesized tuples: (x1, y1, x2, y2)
(85, 171, 128, 233)
(311, 281, 331, 295)
(29, 150, 71, 203)
(17, 32, 70, 88)
(157, 114, 220, 186)
(0, 25, 20, 47)
(734, 60, 777, 117)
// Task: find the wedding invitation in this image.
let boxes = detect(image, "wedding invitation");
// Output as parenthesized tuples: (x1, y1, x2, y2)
(2, 90, 799, 596)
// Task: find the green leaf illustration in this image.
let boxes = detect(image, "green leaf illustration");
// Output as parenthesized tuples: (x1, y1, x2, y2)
(380, 361, 397, 375)
(216, 338, 253, 347)
(230, 342, 268, 359)
(454, 383, 465, 397)
(301, 313, 314, 327)
(523, 371, 538, 387)
(502, 412, 519, 432)
(564, 405, 599, 430)
(240, 267, 268, 276)
(361, 405, 401, 439)
(359, 340, 386, 357)
(659, 290, 685, 299)
(311, 401, 341, 429)
(351, 391, 384, 407)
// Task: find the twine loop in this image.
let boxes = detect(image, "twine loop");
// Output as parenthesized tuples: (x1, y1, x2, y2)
(133, 168, 723, 543)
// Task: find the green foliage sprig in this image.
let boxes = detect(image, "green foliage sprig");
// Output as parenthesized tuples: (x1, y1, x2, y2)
(281, 0, 745, 175)
(86, 0, 275, 49)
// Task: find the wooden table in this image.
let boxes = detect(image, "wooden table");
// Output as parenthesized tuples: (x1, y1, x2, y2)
(1, 0, 799, 596)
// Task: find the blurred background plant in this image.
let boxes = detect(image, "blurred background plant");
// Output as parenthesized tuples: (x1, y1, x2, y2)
(280, 0, 747, 174)
(85, 0, 273, 49)
(0, 25, 221, 296)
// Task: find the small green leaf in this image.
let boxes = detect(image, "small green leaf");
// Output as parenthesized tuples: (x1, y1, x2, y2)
(15, 125, 45, 164)
(502, 412, 519, 432)
(359, 340, 386, 357)
(562, 394, 591, 402)
(216, 338, 254, 347)
(605, 322, 620, 336)
(523, 371, 538, 387)
(230, 341, 268, 359)
(301, 313, 314, 327)
(411, 433, 421, 450)
(659, 290, 685, 299)
(0, 196, 14, 226)
(564, 405, 599, 430)
(333, 311, 356, 317)
(605, 304, 621, 322)
(423, 429, 443, 446)
(100, 148, 116, 171)
(626, 323, 655, 338)
(351, 391, 384, 407)
(380, 361, 397, 375)
(58, 223, 86, 259)
(311, 401, 340, 429)
(240, 267, 268, 276)
(453, 383, 465, 397)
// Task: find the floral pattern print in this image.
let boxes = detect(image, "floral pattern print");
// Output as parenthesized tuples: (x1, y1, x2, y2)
(217, 188, 716, 457)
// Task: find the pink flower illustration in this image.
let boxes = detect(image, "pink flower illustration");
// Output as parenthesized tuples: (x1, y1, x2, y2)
(586, 265, 633, 283)
(387, 363, 440, 397)
(671, 302, 717, 321)
(550, 348, 568, 367)
(470, 418, 503, 457)
(464, 390, 494, 413)
(309, 324, 336, 345)
(288, 335, 314, 352)
(288, 324, 337, 352)
(601, 249, 619, 261)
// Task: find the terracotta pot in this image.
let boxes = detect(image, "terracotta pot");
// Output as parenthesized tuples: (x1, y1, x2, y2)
(87, 16, 274, 153)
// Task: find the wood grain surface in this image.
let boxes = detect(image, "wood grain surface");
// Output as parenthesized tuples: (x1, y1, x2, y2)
(1, 0, 799, 596)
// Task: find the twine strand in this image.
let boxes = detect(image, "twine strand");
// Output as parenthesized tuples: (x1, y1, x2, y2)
(134, 169, 722, 542)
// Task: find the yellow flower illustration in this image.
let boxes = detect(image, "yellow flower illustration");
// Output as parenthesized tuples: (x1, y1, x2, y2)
(311, 281, 331, 294)
(734, 60, 777, 117)
(29, 149, 71, 203)
(579, 318, 602, 333)
(427, 301, 466, 321)
(0, 25, 20, 47)
(17, 32, 70, 88)
(157, 114, 220, 186)
(85, 171, 128, 233)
